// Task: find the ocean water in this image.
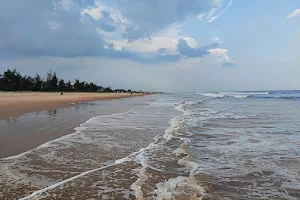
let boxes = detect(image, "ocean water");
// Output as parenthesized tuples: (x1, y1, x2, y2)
(1, 91, 300, 199)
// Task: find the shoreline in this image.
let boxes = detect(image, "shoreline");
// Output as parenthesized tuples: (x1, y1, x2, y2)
(0, 92, 146, 120)
(0, 94, 154, 159)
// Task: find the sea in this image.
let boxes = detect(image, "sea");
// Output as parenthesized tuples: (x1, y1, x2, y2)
(1, 90, 300, 199)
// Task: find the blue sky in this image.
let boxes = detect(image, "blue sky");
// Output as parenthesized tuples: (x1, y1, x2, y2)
(0, 0, 299, 92)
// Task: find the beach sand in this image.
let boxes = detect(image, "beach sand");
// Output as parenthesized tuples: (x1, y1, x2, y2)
(0, 92, 145, 120)
(0, 93, 152, 159)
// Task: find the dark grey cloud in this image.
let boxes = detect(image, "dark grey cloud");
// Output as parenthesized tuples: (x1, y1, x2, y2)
(0, 0, 112, 58)
(0, 0, 222, 62)
(103, 0, 220, 40)
(80, 10, 117, 32)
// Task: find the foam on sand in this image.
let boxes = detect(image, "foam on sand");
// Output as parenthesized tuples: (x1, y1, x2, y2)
(154, 176, 205, 200)
(130, 167, 148, 200)
(19, 161, 125, 200)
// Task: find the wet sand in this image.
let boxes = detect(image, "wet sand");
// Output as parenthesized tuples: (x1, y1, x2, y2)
(0, 92, 145, 120)
(0, 95, 154, 159)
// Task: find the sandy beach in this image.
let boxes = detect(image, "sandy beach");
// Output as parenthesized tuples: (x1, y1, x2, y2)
(0, 92, 145, 120)
(0, 94, 154, 159)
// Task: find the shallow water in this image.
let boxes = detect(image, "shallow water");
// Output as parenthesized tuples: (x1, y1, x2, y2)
(1, 91, 300, 199)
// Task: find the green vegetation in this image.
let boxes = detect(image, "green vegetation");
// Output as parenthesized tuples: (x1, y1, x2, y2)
(0, 69, 115, 92)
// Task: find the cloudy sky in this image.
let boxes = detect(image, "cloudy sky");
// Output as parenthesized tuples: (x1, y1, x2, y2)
(0, 0, 299, 92)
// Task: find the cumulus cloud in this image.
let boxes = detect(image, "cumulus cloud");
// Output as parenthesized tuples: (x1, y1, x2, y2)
(208, 48, 236, 67)
(286, 9, 300, 20)
(0, 0, 233, 64)
(103, 24, 200, 58)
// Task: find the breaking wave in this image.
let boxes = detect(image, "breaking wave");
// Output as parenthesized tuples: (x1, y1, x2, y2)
(199, 91, 270, 99)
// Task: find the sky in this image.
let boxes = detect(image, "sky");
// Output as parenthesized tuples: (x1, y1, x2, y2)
(0, 0, 299, 92)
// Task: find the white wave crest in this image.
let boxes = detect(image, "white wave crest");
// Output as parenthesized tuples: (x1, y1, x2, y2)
(199, 92, 224, 98)
(199, 91, 270, 99)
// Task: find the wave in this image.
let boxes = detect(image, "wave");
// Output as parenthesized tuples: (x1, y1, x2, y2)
(269, 90, 300, 95)
(199, 91, 300, 100)
(128, 98, 208, 199)
(199, 92, 270, 98)
(175, 100, 249, 122)
(249, 95, 300, 100)
(199, 92, 225, 98)
(129, 114, 205, 199)
(157, 93, 300, 199)
(247, 91, 300, 100)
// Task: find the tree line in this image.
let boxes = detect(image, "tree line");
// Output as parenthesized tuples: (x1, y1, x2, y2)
(0, 69, 114, 92)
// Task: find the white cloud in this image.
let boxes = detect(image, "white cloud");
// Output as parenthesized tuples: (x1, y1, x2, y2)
(80, 3, 105, 20)
(206, 8, 217, 20)
(212, 36, 222, 43)
(286, 9, 300, 20)
(58, 0, 73, 11)
(48, 21, 61, 30)
(200, 0, 233, 23)
(84, 3, 132, 42)
(183, 37, 198, 48)
(208, 48, 228, 60)
(197, 13, 205, 20)
(207, 16, 219, 23)
(109, 36, 178, 54)
(100, 24, 199, 56)
(208, 48, 235, 66)
(79, 0, 214, 53)
(219, 0, 233, 16)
